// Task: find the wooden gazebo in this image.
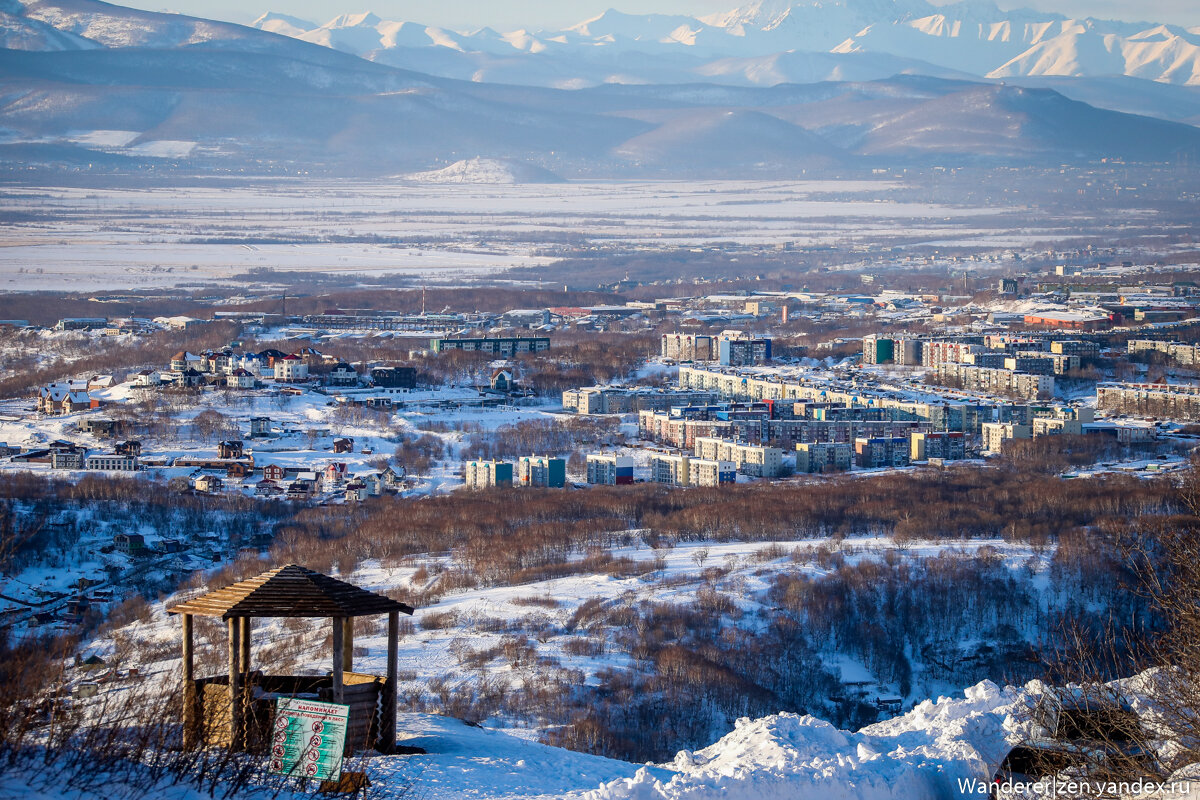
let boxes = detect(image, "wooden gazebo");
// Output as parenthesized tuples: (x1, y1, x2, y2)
(167, 564, 414, 754)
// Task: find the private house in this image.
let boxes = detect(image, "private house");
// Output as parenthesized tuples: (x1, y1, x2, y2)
(115, 440, 142, 457)
(132, 370, 162, 387)
(273, 355, 308, 383)
(327, 363, 359, 386)
(333, 437, 355, 454)
(226, 461, 254, 479)
(490, 367, 515, 393)
(179, 368, 205, 388)
(193, 474, 223, 493)
(37, 381, 90, 414)
(218, 441, 244, 460)
(114, 533, 146, 554)
(228, 369, 256, 389)
(344, 479, 369, 502)
(255, 479, 279, 496)
(322, 463, 348, 491)
(262, 464, 285, 481)
(249, 417, 273, 438)
(63, 391, 97, 414)
(286, 479, 315, 500)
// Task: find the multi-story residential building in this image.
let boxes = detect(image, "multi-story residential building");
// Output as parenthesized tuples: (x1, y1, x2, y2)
(1096, 383, 1200, 420)
(677, 367, 986, 432)
(85, 453, 138, 471)
(894, 339, 923, 366)
(910, 431, 966, 462)
(273, 355, 309, 383)
(922, 341, 983, 368)
(863, 335, 894, 365)
(464, 459, 514, 488)
(517, 455, 566, 488)
(961, 352, 1008, 368)
(1032, 417, 1083, 437)
(661, 333, 714, 362)
(1050, 340, 1099, 358)
(371, 366, 416, 388)
(689, 458, 736, 487)
(717, 332, 772, 366)
(795, 442, 852, 473)
(650, 454, 690, 487)
(935, 364, 1055, 400)
(586, 454, 634, 485)
(431, 337, 550, 355)
(981, 422, 1031, 454)
(854, 437, 910, 469)
(1003, 356, 1055, 376)
(564, 386, 717, 415)
(693, 437, 785, 478)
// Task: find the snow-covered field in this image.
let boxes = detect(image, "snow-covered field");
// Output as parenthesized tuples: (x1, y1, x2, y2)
(0, 178, 1065, 292)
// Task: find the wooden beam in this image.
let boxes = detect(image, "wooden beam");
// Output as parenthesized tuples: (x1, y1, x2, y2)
(228, 617, 243, 751)
(342, 617, 354, 673)
(380, 610, 399, 753)
(182, 614, 197, 749)
(331, 616, 344, 704)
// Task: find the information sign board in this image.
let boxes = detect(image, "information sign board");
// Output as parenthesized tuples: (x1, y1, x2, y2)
(268, 697, 349, 782)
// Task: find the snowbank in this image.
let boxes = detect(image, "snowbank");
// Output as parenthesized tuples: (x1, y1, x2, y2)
(583, 681, 1023, 800)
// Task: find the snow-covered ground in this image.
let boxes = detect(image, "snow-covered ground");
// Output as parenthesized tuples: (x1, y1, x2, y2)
(0, 179, 1057, 292)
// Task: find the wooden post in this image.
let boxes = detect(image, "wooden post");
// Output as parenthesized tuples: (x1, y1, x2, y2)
(228, 617, 243, 750)
(380, 611, 399, 753)
(342, 618, 354, 674)
(331, 616, 344, 704)
(239, 617, 251, 675)
(182, 614, 197, 749)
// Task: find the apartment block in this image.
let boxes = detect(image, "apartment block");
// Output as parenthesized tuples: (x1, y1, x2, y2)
(935, 364, 1055, 400)
(661, 333, 714, 362)
(693, 437, 784, 477)
(795, 442, 852, 473)
(431, 337, 549, 355)
(910, 431, 966, 462)
(1097, 383, 1200, 420)
(718, 333, 772, 366)
(517, 455, 566, 488)
(922, 341, 983, 368)
(1050, 340, 1100, 358)
(586, 454, 634, 485)
(854, 437, 910, 469)
(981, 422, 1031, 454)
(688, 458, 736, 487)
(1032, 418, 1083, 437)
(863, 335, 894, 365)
(650, 454, 690, 486)
(464, 459, 513, 489)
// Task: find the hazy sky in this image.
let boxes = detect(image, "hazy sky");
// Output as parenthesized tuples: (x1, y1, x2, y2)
(128, 0, 1200, 30)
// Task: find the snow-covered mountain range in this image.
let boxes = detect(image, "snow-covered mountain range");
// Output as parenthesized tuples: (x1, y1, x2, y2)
(3, 0, 1200, 176)
(246, 0, 1200, 89)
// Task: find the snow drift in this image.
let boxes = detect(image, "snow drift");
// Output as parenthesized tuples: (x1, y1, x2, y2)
(584, 680, 1025, 800)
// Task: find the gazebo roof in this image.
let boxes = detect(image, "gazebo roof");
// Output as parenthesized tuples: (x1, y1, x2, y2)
(167, 564, 415, 619)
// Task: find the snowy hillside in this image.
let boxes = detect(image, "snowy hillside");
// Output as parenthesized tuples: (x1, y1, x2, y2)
(405, 157, 566, 184)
